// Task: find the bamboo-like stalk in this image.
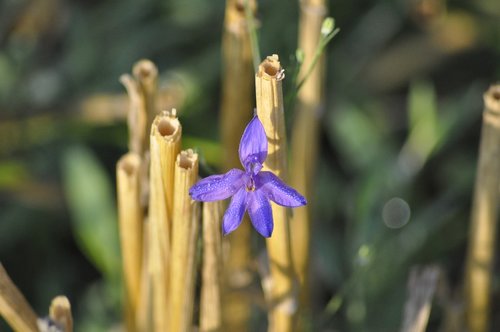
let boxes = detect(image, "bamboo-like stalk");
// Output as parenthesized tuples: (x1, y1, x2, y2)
(289, 0, 327, 310)
(255, 54, 297, 332)
(400, 266, 440, 332)
(200, 201, 224, 332)
(120, 60, 159, 209)
(0, 263, 39, 332)
(133, 60, 159, 136)
(148, 135, 171, 332)
(220, 0, 256, 330)
(48, 296, 73, 332)
(117, 152, 143, 332)
(79, 85, 184, 125)
(135, 218, 153, 332)
(169, 149, 200, 332)
(464, 84, 500, 332)
(120, 74, 146, 157)
(145, 109, 182, 332)
(152, 109, 182, 222)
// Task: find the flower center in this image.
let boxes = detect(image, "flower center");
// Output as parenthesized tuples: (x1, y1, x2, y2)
(245, 176, 256, 192)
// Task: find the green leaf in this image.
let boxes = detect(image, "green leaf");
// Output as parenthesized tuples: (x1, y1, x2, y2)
(183, 135, 222, 167)
(61, 146, 120, 280)
(328, 103, 387, 171)
(399, 80, 440, 175)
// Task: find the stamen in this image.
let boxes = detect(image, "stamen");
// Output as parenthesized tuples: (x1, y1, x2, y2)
(246, 177, 256, 192)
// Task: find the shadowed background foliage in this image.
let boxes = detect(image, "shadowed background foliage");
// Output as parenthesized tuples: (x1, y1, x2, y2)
(0, 0, 499, 330)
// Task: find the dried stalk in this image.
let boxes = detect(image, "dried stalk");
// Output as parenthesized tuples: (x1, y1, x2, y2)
(220, 0, 256, 330)
(148, 135, 171, 332)
(120, 74, 146, 156)
(79, 85, 184, 125)
(135, 218, 153, 332)
(169, 150, 200, 332)
(152, 109, 182, 222)
(145, 109, 182, 332)
(117, 152, 143, 332)
(289, 0, 327, 310)
(464, 84, 500, 332)
(400, 266, 440, 332)
(48, 296, 73, 332)
(255, 54, 297, 332)
(200, 201, 224, 332)
(133, 60, 159, 134)
(0, 263, 38, 332)
(120, 60, 159, 208)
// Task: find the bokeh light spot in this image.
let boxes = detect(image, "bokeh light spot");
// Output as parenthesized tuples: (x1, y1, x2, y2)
(382, 197, 411, 229)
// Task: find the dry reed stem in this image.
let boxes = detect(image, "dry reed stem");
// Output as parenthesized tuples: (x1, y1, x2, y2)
(221, 0, 256, 330)
(169, 150, 200, 332)
(146, 109, 182, 332)
(136, 219, 153, 332)
(0, 263, 38, 332)
(152, 110, 182, 223)
(400, 266, 440, 332)
(133, 60, 159, 134)
(464, 84, 500, 332)
(256, 54, 297, 332)
(149, 135, 171, 332)
(48, 296, 73, 332)
(120, 74, 147, 156)
(121, 60, 159, 209)
(200, 201, 224, 332)
(289, 0, 326, 310)
(79, 85, 185, 125)
(117, 153, 144, 332)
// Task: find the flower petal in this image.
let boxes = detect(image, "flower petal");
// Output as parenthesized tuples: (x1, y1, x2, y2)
(239, 116, 268, 172)
(256, 171, 307, 207)
(222, 188, 247, 235)
(247, 190, 273, 237)
(189, 168, 245, 202)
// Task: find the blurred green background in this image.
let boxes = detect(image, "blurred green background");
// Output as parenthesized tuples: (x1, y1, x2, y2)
(0, 0, 499, 331)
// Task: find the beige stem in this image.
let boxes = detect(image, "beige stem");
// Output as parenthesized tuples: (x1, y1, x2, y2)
(151, 110, 182, 224)
(133, 60, 159, 142)
(120, 74, 147, 157)
(135, 218, 153, 332)
(220, 0, 256, 330)
(48, 296, 73, 332)
(117, 153, 144, 332)
(0, 263, 39, 332)
(289, 0, 327, 311)
(400, 266, 440, 332)
(256, 54, 297, 332)
(169, 150, 200, 332)
(200, 201, 224, 332)
(464, 84, 500, 332)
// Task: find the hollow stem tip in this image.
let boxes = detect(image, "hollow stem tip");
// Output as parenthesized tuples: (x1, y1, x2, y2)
(484, 84, 500, 113)
(257, 54, 285, 81)
(178, 149, 198, 170)
(152, 109, 181, 140)
(133, 59, 159, 85)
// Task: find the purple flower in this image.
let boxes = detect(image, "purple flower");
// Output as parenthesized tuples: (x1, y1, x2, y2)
(189, 115, 307, 237)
